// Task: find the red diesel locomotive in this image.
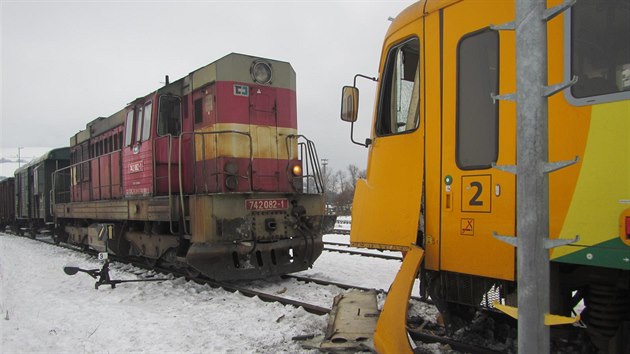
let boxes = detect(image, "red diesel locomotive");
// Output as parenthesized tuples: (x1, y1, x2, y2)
(51, 53, 327, 280)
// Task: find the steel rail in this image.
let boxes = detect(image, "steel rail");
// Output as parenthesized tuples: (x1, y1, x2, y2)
(7, 232, 529, 354)
(323, 245, 403, 261)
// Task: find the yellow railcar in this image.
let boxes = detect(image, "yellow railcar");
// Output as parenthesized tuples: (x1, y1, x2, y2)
(342, 0, 629, 350)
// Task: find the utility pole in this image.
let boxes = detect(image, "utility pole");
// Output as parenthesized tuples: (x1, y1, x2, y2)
(493, 1, 578, 352)
(516, 1, 551, 351)
(321, 159, 328, 188)
(321, 158, 329, 212)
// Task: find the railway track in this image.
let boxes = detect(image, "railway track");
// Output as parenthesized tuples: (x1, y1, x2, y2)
(323, 242, 403, 261)
(9, 232, 521, 353)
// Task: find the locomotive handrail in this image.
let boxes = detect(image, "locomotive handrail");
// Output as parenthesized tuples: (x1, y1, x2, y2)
(52, 149, 123, 206)
(285, 134, 324, 194)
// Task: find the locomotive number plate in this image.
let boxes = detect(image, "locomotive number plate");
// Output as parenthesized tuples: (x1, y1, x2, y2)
(245, 198, 289, 211)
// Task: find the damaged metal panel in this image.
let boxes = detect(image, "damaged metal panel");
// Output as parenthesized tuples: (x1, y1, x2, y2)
(298, 289, 379, 352)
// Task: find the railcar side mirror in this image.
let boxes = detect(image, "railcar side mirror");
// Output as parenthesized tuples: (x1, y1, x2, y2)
(340, 86, 359, 123)
(340, 74, 377, 148)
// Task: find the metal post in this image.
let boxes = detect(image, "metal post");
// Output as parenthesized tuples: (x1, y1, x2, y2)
(321, 158, 328, 189)
(516, 0, 549, 352)
(17, 147, 23, 168)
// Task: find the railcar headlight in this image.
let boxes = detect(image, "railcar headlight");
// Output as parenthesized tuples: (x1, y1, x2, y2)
(292, 164, 302, 176)
(250, 60, 273, 85)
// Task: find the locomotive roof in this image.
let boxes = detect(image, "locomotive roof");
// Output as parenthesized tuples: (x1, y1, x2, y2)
(187, 52, 295, 92)
(14, 147, 70, 175)
(69, 53, 295, 146)
(156, 52, 296, 96)
(71, 109, 126, 147)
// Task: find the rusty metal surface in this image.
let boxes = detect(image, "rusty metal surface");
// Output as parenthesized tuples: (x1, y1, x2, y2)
(186, 236, 323, 281)
(55, 198, 179, 222)
(125, 231, 179, 259)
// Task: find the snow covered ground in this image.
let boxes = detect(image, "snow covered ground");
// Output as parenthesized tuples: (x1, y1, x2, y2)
(0, 233, 438, 353)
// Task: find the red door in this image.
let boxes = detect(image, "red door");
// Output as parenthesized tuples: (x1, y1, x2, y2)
(122, 100, 154, 197)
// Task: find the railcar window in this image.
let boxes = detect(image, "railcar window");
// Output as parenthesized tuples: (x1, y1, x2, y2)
(376, 37, 420, 136)
(158, 95, 182, 136)
(570, 0, 630, 100)
(124, 110, 134, 146)
(142, 102, 152, 141)
(456, 30, 499, 170)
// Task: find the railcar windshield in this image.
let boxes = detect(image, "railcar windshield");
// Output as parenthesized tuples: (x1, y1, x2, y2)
(376, 37, 421, 136)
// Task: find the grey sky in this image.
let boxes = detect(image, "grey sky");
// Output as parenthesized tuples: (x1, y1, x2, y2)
(1, 0, 415, 175)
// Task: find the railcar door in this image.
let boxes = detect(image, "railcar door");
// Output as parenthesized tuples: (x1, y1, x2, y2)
(122, 99, 154, 197)
(351, 21, 425, 250)
(439, 1, 516, 281)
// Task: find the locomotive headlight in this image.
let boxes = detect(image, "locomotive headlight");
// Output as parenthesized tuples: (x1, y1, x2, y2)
(292, 164, 302, 176)
(250, 60, 273, 85)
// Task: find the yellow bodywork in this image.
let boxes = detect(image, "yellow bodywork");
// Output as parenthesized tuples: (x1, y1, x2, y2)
(374, 245, 424, 354)
(194, 123, 298, 161)
(493, 303, 580, 326)
(347, 0, 629, 352)
(351, 0, 630, 279)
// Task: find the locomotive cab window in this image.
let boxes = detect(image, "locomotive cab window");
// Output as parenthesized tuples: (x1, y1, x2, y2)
(158, 95, 182, 136)
(376, 37, 420, 136)
(456, 29, 499, 170)
(124, 110, 134, 146)
(135, 106, 143, 143)
(141, 102, 152, 141)
(194, 98, 203, 124)
(568, 0, 630, 103)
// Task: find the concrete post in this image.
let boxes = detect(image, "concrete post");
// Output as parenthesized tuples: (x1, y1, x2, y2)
(516, 0, 549, 352)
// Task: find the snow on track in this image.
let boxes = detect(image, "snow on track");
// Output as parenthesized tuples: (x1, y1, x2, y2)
(0, 234, 325, 353)
(1, 232, 438, 353)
